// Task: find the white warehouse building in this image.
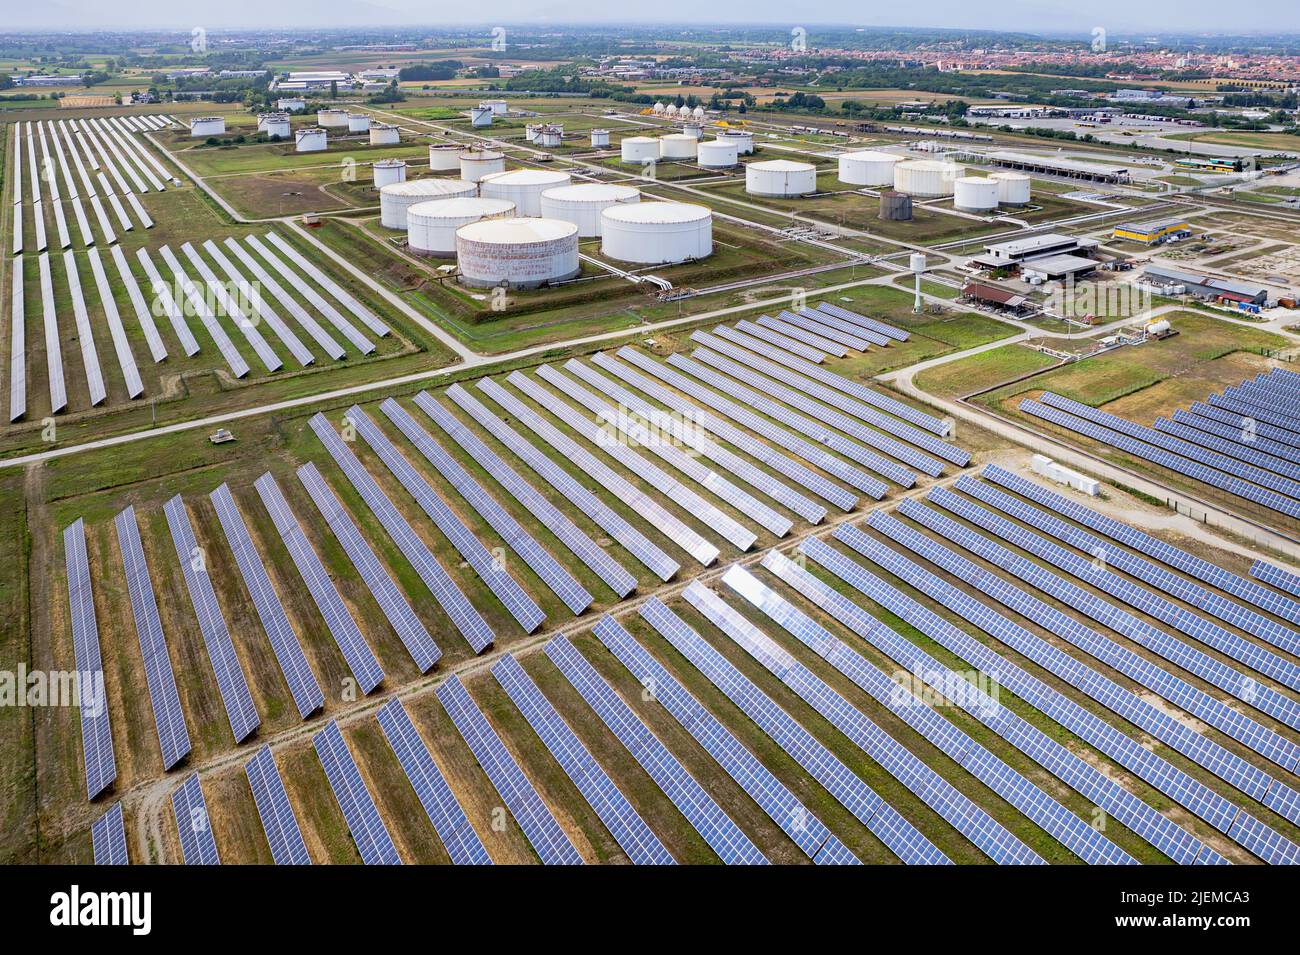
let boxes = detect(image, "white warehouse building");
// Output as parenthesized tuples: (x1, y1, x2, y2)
(456, 218, 581, 288)
(407, 197, 516, 257)
(601, 202, 712, 264)
(380, 178, 478, 229)
(540, 183, 640, 236)
(479, 169, 573, 217)
(746, 159, 817, 197)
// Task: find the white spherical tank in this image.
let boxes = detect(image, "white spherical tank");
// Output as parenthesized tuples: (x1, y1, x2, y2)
(456, 217, 580, 288)
(591, 128, 610, 147)
(601, 202, 712, 264)
(458, 150, 505, 182)
(718, 130, 754, 154)
(953, 176, 1000, 212)
(479, 169, 572, 217)
(692, 106, 705, 120)
(893, 159, 965, 197)
(990, 171, 1031, 206)
(317, 109, 348, 128)
(746, 159, 817, 197)
(697, 139, 739, 169)
(263, 117, 291, 139)
(294, 127, 327, 152)
(373, 159, 407, 189)
(838, 150, 901, 186)
(380, 178, 477, 229)
(369, 123, 400, 145)
(652, 102, 665, 114)
(621, 136, 660, 164)
(660, 134, 698, 160)
(428, 144, 461, 171)
(347, 113, 371, 133)
(539, 183, 640, 237)
(407, 197, 516, 257)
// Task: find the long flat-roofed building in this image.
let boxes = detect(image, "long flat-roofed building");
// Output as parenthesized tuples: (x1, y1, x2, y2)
(984, 150, 1130, 184)
(968, 232, 1099, 270)
(1142, 265, 1269, 305)
(1113, 217, 1192, 245)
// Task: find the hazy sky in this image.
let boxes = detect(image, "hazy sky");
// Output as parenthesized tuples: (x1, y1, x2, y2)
(6, 1, 1297, 35)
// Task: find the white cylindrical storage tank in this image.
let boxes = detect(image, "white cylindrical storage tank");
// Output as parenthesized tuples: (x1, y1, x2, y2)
(697, 139, 738, 169)
(317, 109, 348, 128)
(601, 202, 712, 264)
(373, 159, 407, 189)
(429, 144, 461, 171)
(470, 106, 493, 128)
(540, 183, 640, 237)
(482, 99, 508, 115)
(369, 123, 399, 145)
(456, 218, 580, 288)
(746, 159, 817, 197)
(295, 127, 327, 152)
(591, 128, 610, 148)
(660, 134, 698, 160)
(406, 197, 515, 257)
(953, 177, 999, 212)
(683, 122, 703, 140)
(893, 159, 965, 197)
(190, 116, 225, 137)
(458, 150, 505, 182)
(347, 113, 371, 133)
(838, 150, 900, 186)
(621, 136, 659, 164)
(277, 97, 305, 112)
(537, 128, 562, 148)
(380, 178, 477, 229)
(525, 124, 541, 142)
(718, 129, 754, 154)
(263, 117, 291, 139)
(479, 168, 572, 217)
(990, 171, 1031, 206)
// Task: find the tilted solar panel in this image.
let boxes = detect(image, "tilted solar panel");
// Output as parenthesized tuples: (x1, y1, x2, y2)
(172, 774, 220, 865)
(313, 721, 401, 865)
(91, 802, 129, 865)
(245, 745, 311, 865)
(64, 518, 117, 800)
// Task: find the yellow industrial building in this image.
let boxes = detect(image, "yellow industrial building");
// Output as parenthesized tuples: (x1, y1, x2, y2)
(1113, 217, 1193, 245)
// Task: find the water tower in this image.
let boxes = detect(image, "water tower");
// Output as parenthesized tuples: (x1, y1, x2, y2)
(910, 252, 927, 313)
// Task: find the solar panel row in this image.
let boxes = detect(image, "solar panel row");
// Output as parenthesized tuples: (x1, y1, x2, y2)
(63, 250, 107, 406)
(172, 774, 220, 865)
(750, 315, 848, 356)
(264, 232, 391, 337)
(731, 318, 831, 361)
(1156, 416, 1300, 482)
(245, 745, 311, 865)
(136, 247, 200, 356)
(180, 241, 283, 373)
(91, 802, 128, 865)
(1175, 408, 1300, 467)
(85, 249, 144, 399)
(221, 237, 346, 361)
(313, 721, 402, 865)
(815, 301, 909, 341)
(201, 239, 315, 368)
(787, 307, 883, 348)
(63, 518, 117, 800)
(1253, 560, 1300, 600)
(110, 244, 167, 364)
(158, 244, 251, 379)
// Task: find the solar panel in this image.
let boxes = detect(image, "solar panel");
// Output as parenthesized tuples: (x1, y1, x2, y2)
(136, 247, 200, 357)
(521, 367, 765, 547)
(11, 123, 21, 205)
(594, 350, 857, 512)
(89, 118, 146, 193)
(1171, 409, 1300, 467)
(180, 242, 283, 373)
(91, 802, 128, 865)
(201, 239, 314, 367)
(10, 201, 20, 256)
(296, 461, 442, 672)
(412, 389, 639, 598)
(32, 199, 47, 252)
(313, 721, 402, 865)
(63, 251, 107, 406)
(124, 191, 154, 230)
(795, 535, 1215, 865)
(245, 745, 311, 865)
(1156, 416, 1300, 481)
(729, 319, 830, 362)
(815, 301, 909, 340)
(9, 259, 25, 422)
(747, 316, 847, 357)
(561, 358, 825, 524)
(711, 322, 828, 365)
(163, 494, 261, 744)
(172, 774, 220, 865)
(57, 122, 97, 198)
(1252, 559, 1300, 599)
(158, 245, 251, 378)
(85, 249, 145, 400)
(110, 245, 167, 364)
(786, 307, 881, 349)
(435, 674, 582, 865)
(87, 195, 116, 247)
(36, 253, 66, 413)
(346, 403, 545, 634)
(725, 562, 1134, 865)
(25, 123, 41, 203)
(592, 615, 858, 864)
(492, 653, 674, 865)
(636, 596, 948, 864)
(209, 483, 323, 720)
(221, 237, 346, 360)
(379, 397, 593, 614)
(64, 518, 117, 800)
(264, 232, 390, 337)
(308, 412, 494, 653)
(545, 634, 768, 865)
(114, 505, 191, 771)
(615, 348, 887, 499)
(1206, 394, 1300, 438)
(253, 471, 385, 694)
(376, 698, 492, 865)
(478, 376, 721, 567)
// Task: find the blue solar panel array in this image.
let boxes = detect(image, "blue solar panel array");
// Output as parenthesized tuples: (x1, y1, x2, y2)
(309, 412, 495, 653)
(313, 720, 402, 865)
(592, 615, 859, 864)
(91, 802, 128, 865)
(253, 471, 385, 695)
(794, 306, 887, 347)
(491, 653, 674, 865)
(1171, 409, 1300, 468)
(376, 697, 492, 865)
(637, 596, 948, 864)
(210, 484, 324, 720)
(749, 315, 848, 356)
(163, 494, 260, 745)
(816, 301, 909, 341)
(1155, 416, 1300, 481)
(245, 745, 311, 865)
(1188, 402, 1300, 451)
(64, 519, 117, 800)
(435, 674, 582, 865)
(545, 634, 768, 865)
(1253, 559, 1300, 600)
(729, 319, 829, 362)
(172, 774, 220, 865)
(296, 461, 442, 673)
(115, 505, 191, 771)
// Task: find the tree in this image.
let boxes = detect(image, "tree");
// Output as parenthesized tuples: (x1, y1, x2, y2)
(329, 79, 338, 99)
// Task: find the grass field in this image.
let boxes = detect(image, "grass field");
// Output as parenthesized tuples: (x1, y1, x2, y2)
(914, 343, 1060, 399)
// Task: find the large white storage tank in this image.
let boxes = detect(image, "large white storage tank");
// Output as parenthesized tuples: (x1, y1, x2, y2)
(697, 139, 739, 169)
(525, 124, 542, 143)
(407, 197, 515, 257)
(317, 109, 348, 128)
(718, 130, 754, 154)
(591, 128, 610, 148)
(373, 159, 406, 189)
(295, 127, 327, 152)
(277, 97, 306, 112)
(470, 106, 493, 128)
(660, 134, 698, 160)
(838, 150, 901, 186)
(621, 137, 659, 164)
(190, 116, 225, 137)
(262, 115, 291, 139)
(990, 171, 1031, 206)
(746, 159, 817, 197)
(953, 176, 1000, 212)
(601, 202, 712, 264)
(479, 169, 572, 217)
(459, 150, 505, 183)
(369, 123, 400, 145)
(429, 144, 462, 171)
(893, 159, 965, 197)
(456, 218, 581, 288)
(347, 113, 371, 133)
(380, 178, 477, 229)
(540, 183, 640, 237)
(482, 99, 508, 116)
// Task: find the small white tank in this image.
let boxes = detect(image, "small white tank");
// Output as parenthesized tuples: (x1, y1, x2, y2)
(893, 159, 964, 197)
(953, 177, 1000, 212)
(525, 124, 541, 143)
(429, 144, 462, 171)
(294, 127, 327, 152)
(990, 171, 1031, 206)
(540, 183, 640, 237)
(347, 113, 371, 133)
(373, 159, 407, 189)
(718, 129, 754, 154)
(263, 117, 291, 139)
(470, 106, 493, 128)
(407, 197, 515, 257)
(746, 159, 817, 197)
(482, 99, 508, 115)
(369, 123, 400, 145)
(697, 139, 739, 169)
(621, 137, 659, 163)
(380, 178, 477, 229)
(479, 168, 572, 217)
(456, 217, 581, 288)
(458, 150, 506, 182)
(660, 134, 698, 160)
(537, 127, 562, 148)
(591, 128, 610, 148)
(682, 122, 703, 140)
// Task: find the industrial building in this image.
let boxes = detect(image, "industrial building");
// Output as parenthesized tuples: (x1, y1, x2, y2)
(456, 218, 581, 288)
(961, 281, 1033, 314)
(985, 150, 1130, 184)
(968, 233, 1100, 270)
(1141, 265, 1270, 305)
(1113, 217, 1193, 245)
